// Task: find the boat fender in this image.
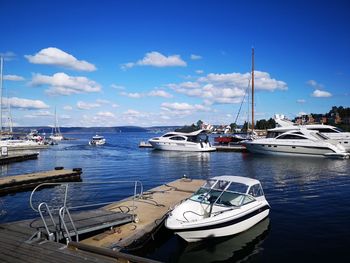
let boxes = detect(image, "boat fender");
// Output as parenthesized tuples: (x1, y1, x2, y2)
(73, 168, 82, 172)
(55, 166, 64, 170)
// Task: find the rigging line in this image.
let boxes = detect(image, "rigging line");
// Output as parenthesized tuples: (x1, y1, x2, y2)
(234, 77, 251, 125)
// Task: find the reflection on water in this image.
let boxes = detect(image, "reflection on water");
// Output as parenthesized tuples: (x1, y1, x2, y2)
(178, 218, 270, 263)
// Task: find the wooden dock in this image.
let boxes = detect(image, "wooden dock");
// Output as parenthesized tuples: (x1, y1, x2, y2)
(0, 152, 39, 165)
(215, 144, 247, 152)
(83, 178, 204, 249)
(0, 178, 203, 262)
(0, 168, 82, 196)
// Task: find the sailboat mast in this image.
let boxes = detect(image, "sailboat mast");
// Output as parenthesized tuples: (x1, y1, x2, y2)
(0, 56, 3, 133)
(251, 48, 254, 131)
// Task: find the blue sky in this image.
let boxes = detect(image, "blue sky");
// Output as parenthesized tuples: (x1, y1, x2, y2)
(0, 0, 349, 127)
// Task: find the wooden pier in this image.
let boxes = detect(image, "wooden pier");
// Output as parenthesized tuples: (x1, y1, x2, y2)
(0, 178, 203, 262)
(83, 178, 204, 249)
(215, 144, 247, 152)
(0, 152, 39, 164)
(0, 168, 82, 196)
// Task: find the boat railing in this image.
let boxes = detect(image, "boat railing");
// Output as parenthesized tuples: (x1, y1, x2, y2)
(29, 181, 143, 242)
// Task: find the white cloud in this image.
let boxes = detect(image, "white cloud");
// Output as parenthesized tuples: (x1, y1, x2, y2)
(96, 111, 115, 117)
(190, 54, 202, 60)
(96, 99, 110, 104)
(161, 102, 208, 112)
(25, 47, 96, 71)
(4, 74, 25, 81)
(311, 89, 332, 98)
(63, 105, 73, 110)
(297, 99, 306, 104)
(30, 72, 101, 95)
(195, 70, 204, 74)
(298, 111, 308, 116)
(120, 91, 143, 98)
(110, 84, 125, 90)
(169, 70, 287, 105)
(77, 101, 101, 110)
(148, 90, 173, 98)
(24, 110, 52, 118)
(112, 103, 119, 108)
(4, 97, 49, 109)
(122, 51, 187, 69)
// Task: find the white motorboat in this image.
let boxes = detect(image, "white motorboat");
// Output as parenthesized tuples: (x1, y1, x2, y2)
(89, 135, 106, 145)
(165, 176, 270, 242)
(272, 115, 350, 152)
(148, 129, 216, 152)
(244, 128, 349, 158)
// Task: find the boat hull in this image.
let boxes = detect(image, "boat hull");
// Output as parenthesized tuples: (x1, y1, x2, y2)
(244, 142, 342, 157)
(149, 141, 216, 152)
(171, 206, 269, 242)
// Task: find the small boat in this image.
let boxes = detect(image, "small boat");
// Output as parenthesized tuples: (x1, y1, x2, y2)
(165, 175, 270, 242)
(148, 129, 216, 152)
(89, 135, 106, 145)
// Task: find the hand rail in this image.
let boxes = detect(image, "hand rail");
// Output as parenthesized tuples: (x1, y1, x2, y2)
(30, 181, 143, 213)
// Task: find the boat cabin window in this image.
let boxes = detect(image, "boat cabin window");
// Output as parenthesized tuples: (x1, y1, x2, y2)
(277, 134, 307, 140)
(309, 127, 342, 133)
(163, 133, 176, 137)
(266, 131, 283, 138)
(169, 136, 186, 141)
(226, 182, 249, 194)
(242, 195, 255, 205)
(313, 132, 329, 140)
(248, 184, 264, 197)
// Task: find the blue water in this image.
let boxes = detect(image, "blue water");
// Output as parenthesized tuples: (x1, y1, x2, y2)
(1, 132, 350, 262)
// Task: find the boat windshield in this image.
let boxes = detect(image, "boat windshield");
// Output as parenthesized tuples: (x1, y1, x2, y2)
(190, 180, 252, 207)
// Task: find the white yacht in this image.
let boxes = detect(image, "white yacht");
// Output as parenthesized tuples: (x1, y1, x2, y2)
(244, 128, 349, 158)
(89, 135, 106, 146)
(272, 115, 350, 152)
(165, 176, 270, 242)
(148, 129, 216, 152)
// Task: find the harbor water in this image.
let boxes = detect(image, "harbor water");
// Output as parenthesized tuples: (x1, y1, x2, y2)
(0, 132, 349, 262)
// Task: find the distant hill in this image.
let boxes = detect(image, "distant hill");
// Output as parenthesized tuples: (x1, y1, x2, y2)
(11, 126, 181, 134)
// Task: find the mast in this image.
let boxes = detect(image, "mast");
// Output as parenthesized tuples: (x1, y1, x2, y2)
(251, 48, 254, 132)
(0, 56, 3, 133)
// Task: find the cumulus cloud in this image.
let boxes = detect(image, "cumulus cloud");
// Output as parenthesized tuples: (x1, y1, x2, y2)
(161, 102, 208, 115)
(96, 111, 115, 117)
(120, 92, 143, 98)
(110, 84, 125, 90)
(4, 97, 49, 109)
(297, 99, 306, 104)
(311, 89, 332, 98)
(148, 90, 173, 98)
(195, 70, 204, 74)
(306, 79, 324, 89)
(168, 70, 287, 105)
(122, 51, 187, 69)
(30, 72, 101, 95)
(190, 54, 202, 60)
(77, 101, 101, 110)
(25, 47, 96, 71)
(4, 74, 25, 81)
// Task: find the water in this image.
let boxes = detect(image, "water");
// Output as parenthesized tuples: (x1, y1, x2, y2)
(1, 132, 350, 262)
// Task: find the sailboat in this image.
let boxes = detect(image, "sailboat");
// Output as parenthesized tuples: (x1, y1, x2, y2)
(215, 48, 256, 145)
(49, 107, 63, 141)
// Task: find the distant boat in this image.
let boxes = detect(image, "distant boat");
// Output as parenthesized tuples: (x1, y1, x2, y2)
(89, 135, 106, 146)
(49, 107, 63, 141)
(148, 129, 216, 152)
